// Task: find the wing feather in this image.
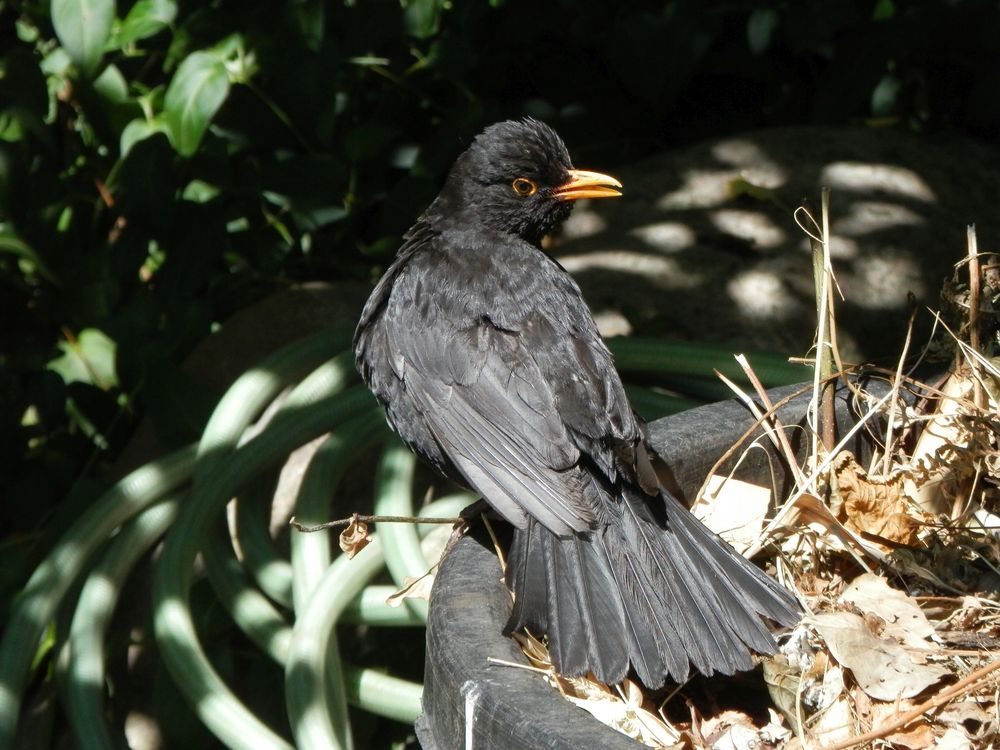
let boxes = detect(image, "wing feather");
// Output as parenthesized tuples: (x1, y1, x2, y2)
(387, 314, 600, 536)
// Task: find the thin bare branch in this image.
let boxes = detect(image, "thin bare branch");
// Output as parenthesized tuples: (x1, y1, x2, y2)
(821, 658, 1000, 750)
(290, 512, 462, 533)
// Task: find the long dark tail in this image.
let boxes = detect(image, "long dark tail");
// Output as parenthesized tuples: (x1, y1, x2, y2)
(504, 485, 800, 689)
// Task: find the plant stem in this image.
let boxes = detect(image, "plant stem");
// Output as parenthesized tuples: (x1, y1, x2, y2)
(967, 225, 985, 409)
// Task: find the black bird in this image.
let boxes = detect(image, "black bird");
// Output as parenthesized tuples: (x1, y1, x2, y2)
(354, 119, 799, 688)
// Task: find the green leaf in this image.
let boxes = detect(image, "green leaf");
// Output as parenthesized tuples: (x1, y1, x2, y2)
(120, 116, 167, 156)
(93, 62, 128, 103)
(40, 47, 73, 78)
(163, 51, 231, 157)
(207, 32, 244, 60)
(47, 328, 118, 390)
(51, 0, 115, 78)
(31, 623, 58, 672)
(181, 179, 220, 203)
(117, 0, 178, 47)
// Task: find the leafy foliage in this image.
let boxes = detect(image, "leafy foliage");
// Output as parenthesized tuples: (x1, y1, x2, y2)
(2, 0, 1000, 595)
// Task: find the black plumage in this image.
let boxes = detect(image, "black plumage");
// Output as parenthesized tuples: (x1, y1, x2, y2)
(354, 119, 800, 688)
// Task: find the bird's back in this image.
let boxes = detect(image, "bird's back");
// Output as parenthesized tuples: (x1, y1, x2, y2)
(355, 226, 647, 531)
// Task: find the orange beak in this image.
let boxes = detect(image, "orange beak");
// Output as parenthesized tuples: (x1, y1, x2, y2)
(551, 169, 623, 201)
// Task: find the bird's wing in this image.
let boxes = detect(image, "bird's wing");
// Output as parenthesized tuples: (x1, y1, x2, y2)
(384, 310, 605, 536)
(517, 308, 646, 479)
(354, 220, 435, 355)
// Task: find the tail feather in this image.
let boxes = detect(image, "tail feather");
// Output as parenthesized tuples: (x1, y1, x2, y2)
(507, 521, 548, 632)
(508, 521, 631, 681)
(546, 535, 631, 681)
(594, 530, 678, 685)
(617, 498, 727, 676)
(643, 504, 764, 673)
(637, 487, 781, 666)
(503, 484, 800, 688)
(662, 497, 800, 625)
(573, 538, 634, 678)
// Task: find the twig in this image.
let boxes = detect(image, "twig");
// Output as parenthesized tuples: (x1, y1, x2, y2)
(801, 191, 838, 461)
(486, 657, 552, 674)
(734, 354, 806, 487)
(794, 385, 896, 499)
(882, 306, 918, 477)
(967, 225, 985, 410)
(694, 384, 816, 506)
(290, 512, 462, 532)
(715, 369, 806, 503)
(743, 386, 898, 560)
(901, 646, 998, 657)
(819, 190, 838, 456)
(482, 515, 507, 572)
(821, 658, 1000, 750)
(657, 676, 694, 719)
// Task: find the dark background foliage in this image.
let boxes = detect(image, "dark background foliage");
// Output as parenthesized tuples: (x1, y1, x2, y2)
(2, 0, 999, 610)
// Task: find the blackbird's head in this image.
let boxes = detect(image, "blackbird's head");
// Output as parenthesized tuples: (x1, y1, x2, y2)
(429, 119, 622, 246)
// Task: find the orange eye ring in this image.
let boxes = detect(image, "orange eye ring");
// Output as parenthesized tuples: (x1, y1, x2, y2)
(511, 177, 538, 197)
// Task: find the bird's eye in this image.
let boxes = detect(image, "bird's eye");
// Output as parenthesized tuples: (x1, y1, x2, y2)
(511, 177, 538, 197)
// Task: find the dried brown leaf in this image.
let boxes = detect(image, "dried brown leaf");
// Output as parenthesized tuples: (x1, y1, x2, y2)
(886, 720, 936, 749)
(835, 453, 920, 546)
(780, 492, 884, 563)
(761, 708, 793, 746)
(936, 728, 973, 750)
(761, 655, 802, 735)
(511, 630, 552, 668)
(851, 685, 873, 734)
(339, 516, 371, 559)
(511, 631, 687, 748)
(839, 574, 936, 649)
(810, 692, 855, 745)
(806, 611, 948, 701)
(937, 700, 995, 742)
(903, 372, 975, 515)
(385, 572, 434, 607)
(865, 702, 935, 749)
(693, 475, 770, 553)
(700, 710, 763, 750)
